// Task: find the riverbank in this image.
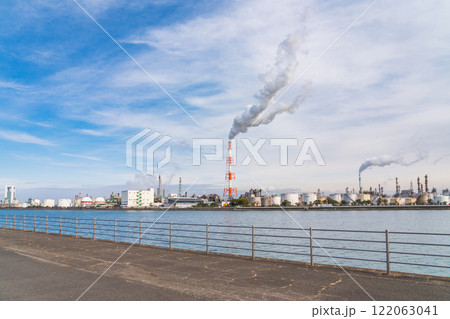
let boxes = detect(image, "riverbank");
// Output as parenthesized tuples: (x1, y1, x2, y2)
(0, 228, 449, 300)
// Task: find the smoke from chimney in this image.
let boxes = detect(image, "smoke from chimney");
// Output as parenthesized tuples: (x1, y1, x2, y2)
(359, 152, 427, 175)
(228, 31, 310, 139)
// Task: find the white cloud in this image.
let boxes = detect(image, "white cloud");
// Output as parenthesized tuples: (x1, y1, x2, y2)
(61, 152, 106, 162)
(0, 130, 55, 146)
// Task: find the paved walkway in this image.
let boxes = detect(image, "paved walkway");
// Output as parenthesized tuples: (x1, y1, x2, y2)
(0, 228, 449, 301)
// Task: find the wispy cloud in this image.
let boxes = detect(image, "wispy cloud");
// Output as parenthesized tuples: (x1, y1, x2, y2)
(74, 129, 111, 137)
(0, 130, 55, 146)
(0, 80, 29, 90)
(61, 152, 106, 162)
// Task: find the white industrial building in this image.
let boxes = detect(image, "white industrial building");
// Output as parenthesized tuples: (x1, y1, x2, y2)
(4, 185, 16, 204)
(121, 189, 154, 208)
(281, 193, 299, 205)
(166, 196, 205, 208)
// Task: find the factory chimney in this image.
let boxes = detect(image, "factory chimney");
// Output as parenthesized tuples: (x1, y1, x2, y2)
(395, 177, 399, 196)
(224, 141, 237, 199)
(359, 173, 362, 194)
(157, 175, 162, 198)
(179, 177, 182, 197)
(425, 175, 429, 193)
(417, 177, 421, 194)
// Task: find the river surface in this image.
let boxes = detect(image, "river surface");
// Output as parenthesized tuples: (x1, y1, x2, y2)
(1, 209, 449, 277)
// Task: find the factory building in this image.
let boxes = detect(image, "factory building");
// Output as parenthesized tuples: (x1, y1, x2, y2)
(30, 199, 41, 207)
(166, 196, 206, 208)
(121, 189, 154, 208)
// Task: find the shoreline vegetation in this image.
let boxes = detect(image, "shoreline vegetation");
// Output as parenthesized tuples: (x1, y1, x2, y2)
(2, 205, 450, 211)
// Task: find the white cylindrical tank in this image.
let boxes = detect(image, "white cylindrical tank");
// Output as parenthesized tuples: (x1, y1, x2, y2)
(434, 195, 449, 204)
(31, 199, 41, 206)
(281, 193, 299, 205)
(43, 199, 55, 208)
(329, 194, 342, 202)
(272, 196, 281, 206)
(57, 199, 72, 208)
(303, 193, 317, 204)
(342, 193, 358, 203)
(251, 196, 261, 206)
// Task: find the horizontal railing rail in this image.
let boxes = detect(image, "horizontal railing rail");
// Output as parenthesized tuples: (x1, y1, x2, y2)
(0, 214, 449, 277)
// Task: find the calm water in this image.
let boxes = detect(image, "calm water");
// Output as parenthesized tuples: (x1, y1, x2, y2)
(1, 209, 449, 277)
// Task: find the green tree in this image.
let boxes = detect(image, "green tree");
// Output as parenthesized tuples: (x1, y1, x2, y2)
(281, 200, 291, 206)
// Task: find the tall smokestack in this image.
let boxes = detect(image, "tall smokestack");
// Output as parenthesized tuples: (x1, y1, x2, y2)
(425, 175, 429, 193)
(157, 175, 162, 198)
(417, 177, 421, 194)
(179, 177, 182, 197)
(224, 141, 237, 199)
(359, 173, 362, 194)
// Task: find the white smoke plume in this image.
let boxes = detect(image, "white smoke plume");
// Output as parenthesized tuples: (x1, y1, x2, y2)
(359, 152, 428, 174)
(228, 31, 309, 139)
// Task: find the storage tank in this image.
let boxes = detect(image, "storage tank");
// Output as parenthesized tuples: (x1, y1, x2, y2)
(57, 199, 72, 208)
(43, 199, 55, 208)
(94, 197, 106, 205)
(434, 195, 449, 204)
(281, 193, 299, 205)
(261, 196, 271, 207)
(272, 195, 281, 206)
(417, 194, 428, 205)
(329, 194, 342, 203)
(342, 193, 358, 203)
(303, 193, 317, 204)
(30, 199, 41, 207)
(81, 196, 93, 207)
(251, 196, 261, 206)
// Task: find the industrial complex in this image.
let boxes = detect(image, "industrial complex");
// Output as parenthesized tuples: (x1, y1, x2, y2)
(1, 171, 449, 209)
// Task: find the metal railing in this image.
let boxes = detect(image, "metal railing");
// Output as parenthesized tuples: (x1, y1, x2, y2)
(0, 214, 449, 277)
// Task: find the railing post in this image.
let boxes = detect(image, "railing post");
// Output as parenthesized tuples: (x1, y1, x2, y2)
(34, 216, 36, 232)
(75, 218, 78, 237)
(114, 219, 117, 242)
(23, 215, 25, 231)
(14, 215, 16, 229)
(206, 224, 209, 254)
(59, 217, 62, 235)
(310, 227, 314, 266)
(385, 229, 390, 275)
(251, 226, 255, 260)
(93, 218, 96, 239)
(139, 221, 142, 246)
(46, 216, 48, 233)
(169, 222, 172, 250)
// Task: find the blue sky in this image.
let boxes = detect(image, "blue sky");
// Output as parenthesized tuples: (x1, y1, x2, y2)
(1, 0, 449, 201)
